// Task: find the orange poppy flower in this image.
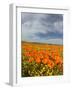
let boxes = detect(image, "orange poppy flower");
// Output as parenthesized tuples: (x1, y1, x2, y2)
(42, 58, 48, 64)
(35, 57, 41, 63)
(48, 60, 54, 68)
(28, 57, 34, 63)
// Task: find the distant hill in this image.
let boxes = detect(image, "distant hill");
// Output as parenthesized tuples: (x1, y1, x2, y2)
(22, 41, 63, 46)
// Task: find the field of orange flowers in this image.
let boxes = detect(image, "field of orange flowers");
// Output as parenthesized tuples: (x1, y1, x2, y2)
(21, 42, 63, 77)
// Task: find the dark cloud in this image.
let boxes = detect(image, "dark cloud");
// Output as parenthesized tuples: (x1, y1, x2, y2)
(21, 13, 34, 24)
(42, 14, 63, 23)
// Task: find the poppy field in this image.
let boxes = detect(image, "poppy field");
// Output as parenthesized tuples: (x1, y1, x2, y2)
(21, 41, 63, 77)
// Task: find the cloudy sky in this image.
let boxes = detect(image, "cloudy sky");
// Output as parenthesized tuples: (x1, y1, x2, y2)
(21, 12, 63, 45)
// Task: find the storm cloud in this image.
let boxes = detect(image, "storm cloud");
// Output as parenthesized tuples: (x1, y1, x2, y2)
(21, 13, 63, 45)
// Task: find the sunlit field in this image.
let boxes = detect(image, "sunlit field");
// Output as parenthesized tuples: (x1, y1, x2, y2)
(21, 41, 63, 77)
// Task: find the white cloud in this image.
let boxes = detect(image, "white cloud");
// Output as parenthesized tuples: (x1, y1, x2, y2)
(54, 21, 63, 33)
